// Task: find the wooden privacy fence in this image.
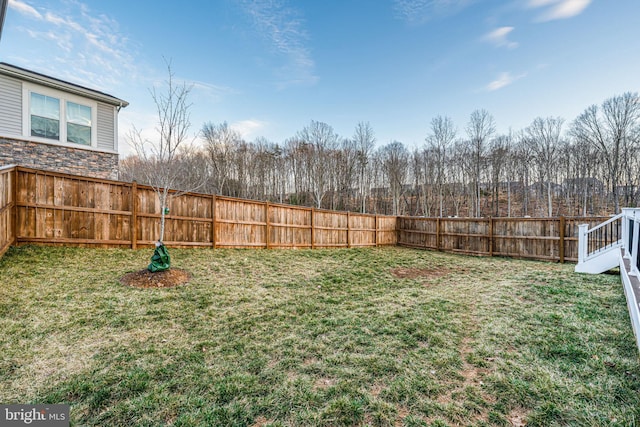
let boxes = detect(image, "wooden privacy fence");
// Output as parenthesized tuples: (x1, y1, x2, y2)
(397, 215, 609, 263)
(0, 165, 15, 258)
(0, 165, 610, 263)
(5, 166, 397, 250)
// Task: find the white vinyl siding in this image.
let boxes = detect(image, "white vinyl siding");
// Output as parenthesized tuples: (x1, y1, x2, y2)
(96, 102, 115, 151)
(0, 74, 22, 136)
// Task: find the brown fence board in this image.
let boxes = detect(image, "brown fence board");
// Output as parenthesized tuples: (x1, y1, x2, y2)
(314, 210, 348, 247)
(376, 216, 398, 246)
(348, 214, 377, 247)
(0, 166, 16, 258)
(15, 168, 133, 248)
(268, 204, 312, 248)
(215, 197, 267, 248)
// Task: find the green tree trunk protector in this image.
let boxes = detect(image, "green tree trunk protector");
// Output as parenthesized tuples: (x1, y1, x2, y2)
(148, 243, 170, 272)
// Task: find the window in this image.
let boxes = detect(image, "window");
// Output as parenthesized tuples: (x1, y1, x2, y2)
(26, 88, 95, 147)
(30, 93, 60, 140)
(66, 101, 92, 145)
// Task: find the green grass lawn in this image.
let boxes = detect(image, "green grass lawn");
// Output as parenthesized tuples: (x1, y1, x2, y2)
(0, 245, 639, 426)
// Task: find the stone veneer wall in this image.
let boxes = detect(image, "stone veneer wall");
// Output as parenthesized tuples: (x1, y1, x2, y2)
(0, 137, 118, 179)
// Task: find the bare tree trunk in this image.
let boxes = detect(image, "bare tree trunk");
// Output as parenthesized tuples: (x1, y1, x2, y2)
(466, 109, 495, 218)
(571, 92, 640, 214)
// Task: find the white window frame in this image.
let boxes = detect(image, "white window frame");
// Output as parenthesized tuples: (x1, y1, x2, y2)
(22, 82, 98, 149)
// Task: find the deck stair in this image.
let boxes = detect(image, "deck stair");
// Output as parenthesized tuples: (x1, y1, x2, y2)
(575, 213, 624, 274)
(576, 208, 640, 353)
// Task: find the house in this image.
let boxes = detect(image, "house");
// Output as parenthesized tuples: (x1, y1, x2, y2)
(0, 62, 128, 179)
(563, 177, 605, 195)
(528, 181, 563, 197)
(615, 185, 637, 198)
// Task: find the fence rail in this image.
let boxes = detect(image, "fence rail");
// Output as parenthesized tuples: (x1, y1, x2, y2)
(0, 166, 610, 263)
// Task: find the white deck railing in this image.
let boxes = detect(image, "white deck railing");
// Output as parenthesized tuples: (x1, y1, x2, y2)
(577, 208, 640, 354)
(619, 208, 640, 277)
(577, 213, 624, 264)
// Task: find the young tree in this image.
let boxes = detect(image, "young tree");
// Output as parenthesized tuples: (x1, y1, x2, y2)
(127, 62, 202, 255)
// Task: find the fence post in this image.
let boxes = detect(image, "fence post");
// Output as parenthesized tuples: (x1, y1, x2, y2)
(559, 216, 565, 263)
(488, 217, 494, 257)
(436, 217, 441, 251)
(265, 202, 270, 249)
(12, 166, 18, 247)
(374, 215, 378, 247)
(425, 218, 429, 249)
(131, 181, 138, 250)
(311, 208, 315, 249)
(346, 211, 351, 248)
(211, 195, 216, 249)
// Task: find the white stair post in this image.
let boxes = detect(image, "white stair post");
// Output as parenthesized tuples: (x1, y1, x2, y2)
(623, 208, 634, 259)
(623, 212, 629, 259)
(577, 224, 589, 265)
(631, 213, 640, 277)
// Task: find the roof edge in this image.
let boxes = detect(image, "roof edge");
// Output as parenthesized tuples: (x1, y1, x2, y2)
(0, 62, 129, 108)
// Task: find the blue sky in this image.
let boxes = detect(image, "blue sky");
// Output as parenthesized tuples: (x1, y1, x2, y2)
(2, 0, 639, 155)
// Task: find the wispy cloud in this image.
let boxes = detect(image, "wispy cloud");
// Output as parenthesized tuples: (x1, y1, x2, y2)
(485, 71, 526, 91)
(483, 26, 518, 49)
(8, 0, 42, 19)
(528, 0, 592, 22)
(7, 0, 138, 92)
(393, 0, 475, 25)
(187, 80, 237, 107)
(231, 119, 269, 139)
(239, 0, 317, 88)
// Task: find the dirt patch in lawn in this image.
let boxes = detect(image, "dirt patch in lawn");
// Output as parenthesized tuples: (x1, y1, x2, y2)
(507, 408, 529, 426)
(391, 267, 453, 280)
(120, 268, 191, 288)
(313, 377, 336, 390)
(251, 416, 273, 427)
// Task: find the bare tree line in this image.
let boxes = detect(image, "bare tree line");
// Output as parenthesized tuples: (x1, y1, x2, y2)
(120, 91, 640, 217)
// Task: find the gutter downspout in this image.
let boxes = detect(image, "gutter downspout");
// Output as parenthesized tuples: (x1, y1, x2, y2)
(0, 0, 7, 43)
